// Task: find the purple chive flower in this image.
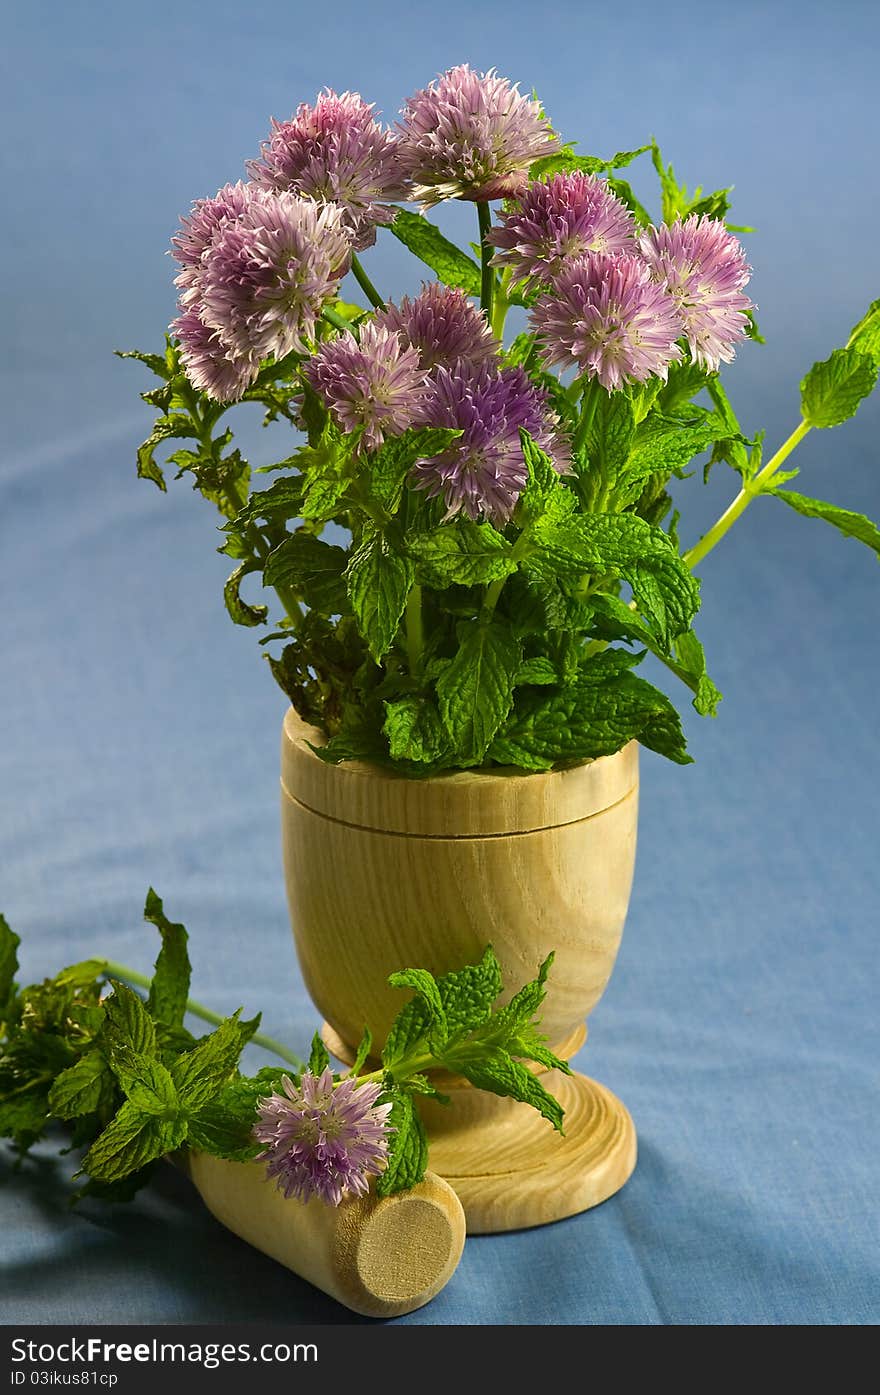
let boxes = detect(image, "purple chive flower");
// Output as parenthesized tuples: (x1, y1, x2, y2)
(487, 172, 636, 287)
(254, 1069, 392, 1206)
(397, 64, 559, 207)
(170, 181, 254, 298)
(412, 360, 570, 524)
(305, 320, 428, 451)
(531, 253, 683, 391)
(247, 90, 407, 250)
(639, 215, 753, 371)
(196, 192, 352, 363)
(373, 283, 498, 371)
(171, 306, 257, 402)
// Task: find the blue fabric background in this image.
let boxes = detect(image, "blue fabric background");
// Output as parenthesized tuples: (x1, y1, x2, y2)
(1, 0, 878, 1325)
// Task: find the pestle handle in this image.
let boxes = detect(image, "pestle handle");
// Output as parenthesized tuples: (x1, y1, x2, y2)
(184, 1152, 466, 1318)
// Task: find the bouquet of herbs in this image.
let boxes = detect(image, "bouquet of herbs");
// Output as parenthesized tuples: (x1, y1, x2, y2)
(125, 64, 880, 773)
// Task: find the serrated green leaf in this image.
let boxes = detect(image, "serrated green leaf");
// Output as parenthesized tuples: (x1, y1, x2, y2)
(308, 1032, 330, 1075)
(375, 1090, 429, 1196)
(606, 177, 652, 226)
(143, 889, 191, 1032)
(530, 145, 650, 180)
(434, 946, 503, 1037)
(0, 1085, 51, 1146)
(108, 1048, 178, 1116)
(350, 1028, 373, 1077)
(102, 983, 157, 1058)
(519, 430, 576, 524)
(264, 532, 350, 615)
(170, 1012, 255, 1111)
(390, 210, 481, 295)
(456, 1048, 564, 1132)
(767, 488, 880, 558)
(346, 531, 414, 662)
(533, 512, 700, 647)
(136, 416, 198, 491)
(368, 428, 461, 512)
(0, 913, 20, 1009)
(48, 1049, 112, 1120)
(80, 1100, 187, 1182)
(436, 621, 522, 764)
(407, 520, 517, 588)
(490, 663, 691, 768)
(800, 347, 878, 429)
(387, 969, 448, 1052)
(489, 953, 554, 1042)
(579, 392, 636, 507)
(673, 630, 723, 717)
(383, 696, 450, 764)
(223, 563, 268, 628)
(847, 298, 880, 366)
(116, 348, 171, 379)
(516, 656, 559, 686)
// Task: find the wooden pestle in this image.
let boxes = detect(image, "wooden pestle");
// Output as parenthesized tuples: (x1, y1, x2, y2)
(181, 1152, 466, 1317)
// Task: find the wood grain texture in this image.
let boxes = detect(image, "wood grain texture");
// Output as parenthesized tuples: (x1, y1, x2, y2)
(185, 1154, 466, 1318)
(281, 709, 639, 1050)
(281, 707, 640, 1234)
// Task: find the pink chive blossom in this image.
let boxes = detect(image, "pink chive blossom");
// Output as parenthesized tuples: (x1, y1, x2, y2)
(305, 321, 429, 451)
(247, 90, 407, 251)
(639, 214, 753, 371)
(372, 283, 499, 371)
(171, 306, 257, 403)
(254, 1069, 393, 1206)
(195, 192, 351, 365)
(170, 181, 255, 299)
(397, 64, 559, 207)
(487, 172, 637, 287)
(531, 253, 683, 391)
(411, 360, 570, 524)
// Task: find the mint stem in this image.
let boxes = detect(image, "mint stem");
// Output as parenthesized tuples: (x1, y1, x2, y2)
(98, 960, 305, 1070)
(684, 419, 812, 568)
(350, 254, 386, 311)
(405, 583, 424, 678)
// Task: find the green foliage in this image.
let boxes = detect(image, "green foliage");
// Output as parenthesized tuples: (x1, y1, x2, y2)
(800, 347, 878, 429)
(390, 210, 482, 295)
(345, 529, 414, 662)
(436, 621, 522, 764)
(767, 488, 880, 558)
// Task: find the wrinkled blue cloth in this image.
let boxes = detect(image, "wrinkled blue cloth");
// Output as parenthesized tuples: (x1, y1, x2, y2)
(1, 0, 878, 1326)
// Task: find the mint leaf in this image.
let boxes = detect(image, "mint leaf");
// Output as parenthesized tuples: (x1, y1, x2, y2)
(48, 1049, 113, 1120)
(801, 347, 878, 429)
(136, 416, 196, 491)
(0, 1088, 51, 1147)
(108, 1049, 178, 1116)
(187, 1067, 288, 1161)
(767, 488, 880, 558)
(383, 696, 450, 764)
(144, 889, 191, 1031)
(80, 1101, 187, 1182)
(369, 428, 461, 513)
(517, 656, 559, 686)
(408, 520, 517, 588)
(350, 1028, 373, 1077)
(436, 621, 522, 763)
(0, 913, 20, 1012)
(226, 476, 304, 529)
(529, 145, 649, 180)
(390, 210, 482, 296)
(489, 952, 553, 1040)
(387, 969, 448, 1053)
(533, 513, 700, 647)
(116, 347, 171, 380)
(435, 946, 503, 1036)
(673, 631, 723, 717)
(490, 663, 691, 768)
(848, 298, 880, 366)
(376, 1090, 429, 1196)
(519, 431, 576, 524)
(607, 177, 651, 226)
(346, 530, 414, 662)
(170, 1012, 256, 1111)
(223, 562, 268, 628)
(102, 983, 158, 1058)
(456, 1048, 564, 1132)
(308, 1032, 330, 1075)
(264, 532, 350, 615)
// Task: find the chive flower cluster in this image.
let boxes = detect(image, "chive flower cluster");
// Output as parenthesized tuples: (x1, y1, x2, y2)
(169, 63, 752, 525)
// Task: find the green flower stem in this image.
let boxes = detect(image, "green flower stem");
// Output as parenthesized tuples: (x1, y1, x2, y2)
(684, 419, 812, 569)
(574, 379, 601, 455)
(350, 254, 386, 311)
(321, 305, 354, 333)
(98, 960, 305, 1070)
(481, 534, 533, 621)
(478, 202, 495, 326)
(406, 583, 424, 678)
